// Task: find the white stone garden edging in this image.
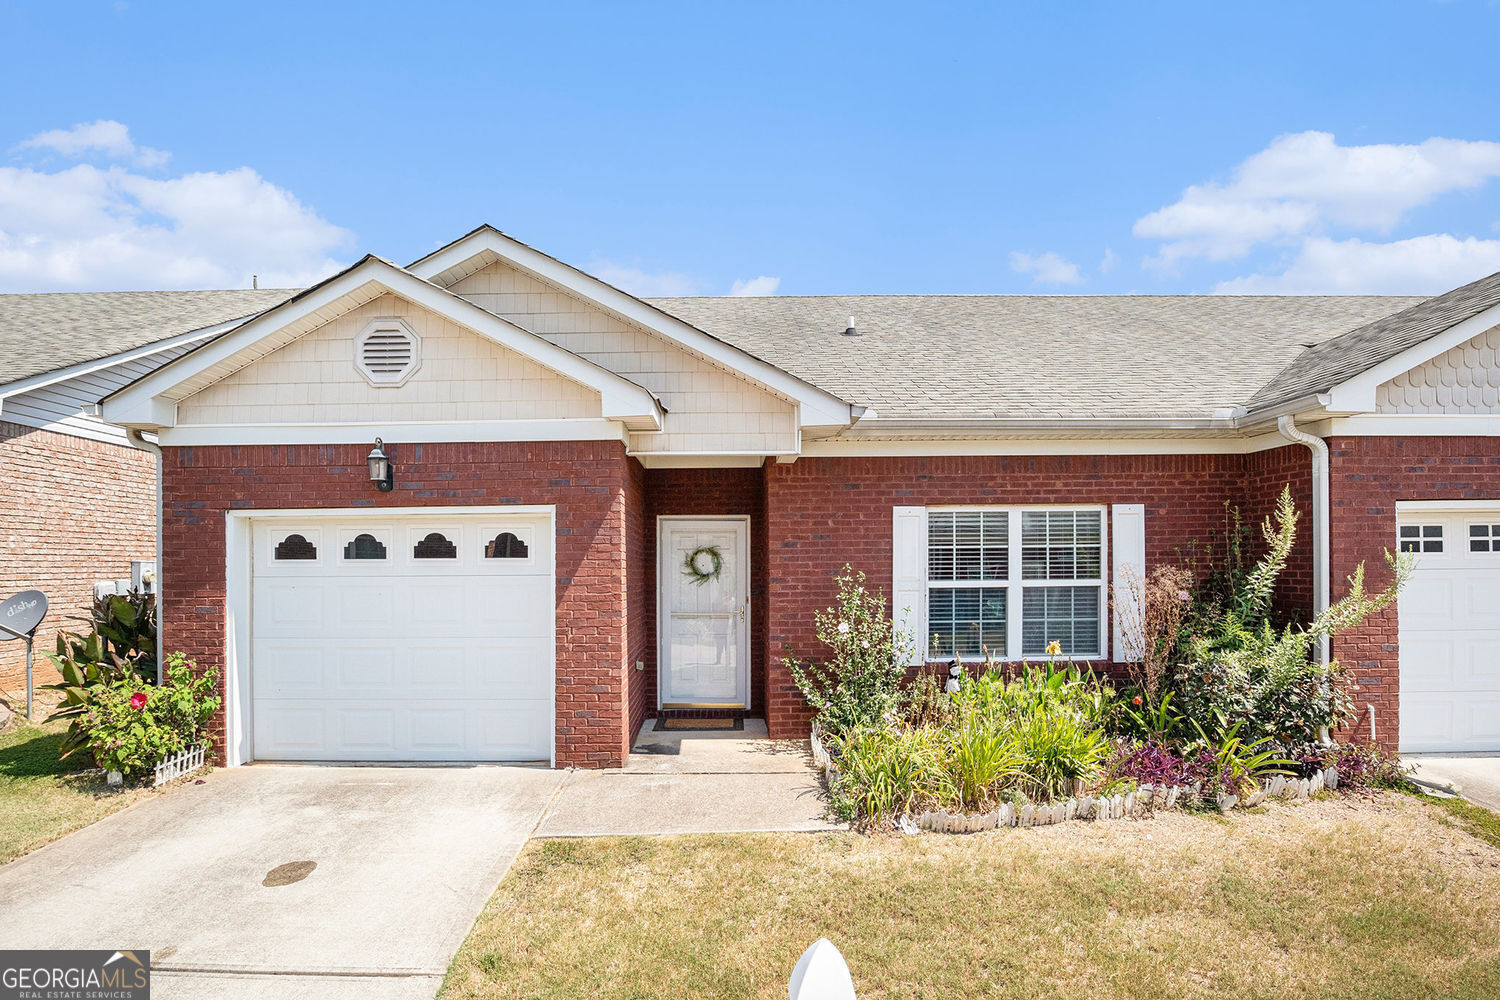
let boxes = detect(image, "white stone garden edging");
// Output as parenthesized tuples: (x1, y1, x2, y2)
(811, 724, 1339, 833)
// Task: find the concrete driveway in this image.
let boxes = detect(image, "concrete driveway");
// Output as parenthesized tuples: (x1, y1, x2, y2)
(0, 764, 565, 999)
(1408, 756, 1500, 811)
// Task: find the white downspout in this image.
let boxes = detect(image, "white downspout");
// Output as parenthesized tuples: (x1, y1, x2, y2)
(1276, 414, 1331, 742)
(125, 429, 165, 685)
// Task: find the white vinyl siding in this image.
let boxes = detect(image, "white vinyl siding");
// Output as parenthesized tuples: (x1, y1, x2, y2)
(176, 294, 601, 425)
(1376, 322, 1500, 413)
(915, 506, 1107, 662)
(446, 260, 798, 454)
(1, 342, 194, 444)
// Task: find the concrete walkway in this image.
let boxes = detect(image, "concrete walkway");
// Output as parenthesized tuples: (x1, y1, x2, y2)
(536, 720, 843, 837)
(1408, 755, 1500, 811)
(0, 764, 566, 999)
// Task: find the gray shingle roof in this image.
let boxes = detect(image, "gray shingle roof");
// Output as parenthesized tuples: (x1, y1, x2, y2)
(0, 289, 294, 386)
(646, 295, 1423, 420)
(1247, 270, 1500, 413)
(2, 282, 1468, 422)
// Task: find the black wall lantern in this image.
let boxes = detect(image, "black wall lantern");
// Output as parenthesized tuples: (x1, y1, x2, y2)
(367, 437, 393, 492)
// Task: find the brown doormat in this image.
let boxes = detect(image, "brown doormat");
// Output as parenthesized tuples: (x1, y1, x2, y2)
(656, 718, 744, 732)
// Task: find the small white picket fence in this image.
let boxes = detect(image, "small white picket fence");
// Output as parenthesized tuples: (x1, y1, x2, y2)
(153, 744, 207, 787)
(810, 725, 1339, 834)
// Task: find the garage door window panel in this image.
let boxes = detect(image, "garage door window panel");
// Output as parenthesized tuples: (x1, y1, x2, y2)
(1399, 524, 1444, 553)
(413, 531, 458, 560)
(1468, 523, 1500, 552)
(485, 530, 531, 560)
(343, 531, 390, 561)
(274, 533, 319, 561)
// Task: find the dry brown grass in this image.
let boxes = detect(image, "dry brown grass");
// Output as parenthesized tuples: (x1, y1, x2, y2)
(441, 794, 1500, 1000)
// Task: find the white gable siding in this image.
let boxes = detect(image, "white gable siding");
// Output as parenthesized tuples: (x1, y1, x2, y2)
(1, 344, 194, 444)
(176, 294, 601, 425)
(1377, 323, 1500, 413)
(447, 261, 797, 454)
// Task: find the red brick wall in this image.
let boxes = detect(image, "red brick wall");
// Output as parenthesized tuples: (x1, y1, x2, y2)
(624, 457, 650, 742)
(762, 453, 1266, 737)
(0, 422, 156, 694)
(1243, 444, 1315, 625)
(1330, 435, 1500, 749)
(641, 466, 767, 714)
(160, 440, 634, 767)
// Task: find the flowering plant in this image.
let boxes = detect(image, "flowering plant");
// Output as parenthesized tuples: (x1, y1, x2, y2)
(78, 653, 220, 782)
(785, 565, 915, 735)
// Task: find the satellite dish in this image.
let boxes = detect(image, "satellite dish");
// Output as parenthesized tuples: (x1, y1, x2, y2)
(0, 590, 47, 641)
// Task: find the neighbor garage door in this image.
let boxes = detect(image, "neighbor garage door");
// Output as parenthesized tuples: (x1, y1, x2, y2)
(250, 513, 553, 762)
(1397, 508, 1500, 752)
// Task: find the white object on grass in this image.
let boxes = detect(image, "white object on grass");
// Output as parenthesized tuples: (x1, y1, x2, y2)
(789, 938, 856, 1000)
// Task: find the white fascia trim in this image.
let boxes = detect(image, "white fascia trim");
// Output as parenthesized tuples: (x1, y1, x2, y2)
(0, 317, 242, 402)
(848, 415, 1241, 433)
(1326, 300, 1500, 413)
(407, 229, 855, 429)
(633, 453, 768, 468)
(800, 431, 1291, 458)
(1396, 499, 1500, 512)
(1320, 414, 1500, 437)
(157, 418, 629, 447)
(103, 257, 662, 431)
(231, 503, 558, 519)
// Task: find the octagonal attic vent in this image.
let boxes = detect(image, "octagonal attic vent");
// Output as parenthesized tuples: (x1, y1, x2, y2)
(355, 318, 421, 387)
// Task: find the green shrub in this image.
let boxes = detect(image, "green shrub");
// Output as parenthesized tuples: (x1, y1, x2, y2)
(76, 653, 220, 782)
(786, 566, 915, 735)
(1011, 707, 1111, 801)
(44, 591, 158, 757)
(1169, 488, 1411, 744)
(829, 725, 949, 822)
(943, 708, 1023, 810)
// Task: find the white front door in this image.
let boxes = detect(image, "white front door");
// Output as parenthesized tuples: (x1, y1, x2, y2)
(658, 517, 750, 708)
(250, 512, 554, 762)
(1397, 509, 1500, 752)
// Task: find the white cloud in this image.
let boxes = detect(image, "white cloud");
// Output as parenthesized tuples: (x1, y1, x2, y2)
(1099, 248, 1118, 274)
(0, 127, 352, 292)
(1009, 250, 1082, 286)
(729, 275, 780, 296)
(1214, 234, 1500, 295)
(1135, 131, 1500, 267)
(17, 119, 168, 168)
(589, 260, 699, 297)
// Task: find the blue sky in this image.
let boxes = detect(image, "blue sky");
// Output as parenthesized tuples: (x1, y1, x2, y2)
(3, 1, 1500, 296)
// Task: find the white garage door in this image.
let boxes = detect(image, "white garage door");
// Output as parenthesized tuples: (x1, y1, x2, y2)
(1397, 509, 1500, 752)
(250, 513, 553, 762)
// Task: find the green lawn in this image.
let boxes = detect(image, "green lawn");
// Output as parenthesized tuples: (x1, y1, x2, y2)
(0, 719, 153, 864)
(441, 794, 1500, 1000)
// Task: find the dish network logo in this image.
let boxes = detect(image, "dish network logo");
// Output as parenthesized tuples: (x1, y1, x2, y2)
(1, 950, 150, 998)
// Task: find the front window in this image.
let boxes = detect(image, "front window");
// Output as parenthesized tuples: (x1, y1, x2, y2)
(927, 507, 1104, 660)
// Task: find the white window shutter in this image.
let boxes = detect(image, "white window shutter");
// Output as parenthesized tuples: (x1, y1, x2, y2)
(1111, 503, 1146, 663)
(891, 505, 928, 666)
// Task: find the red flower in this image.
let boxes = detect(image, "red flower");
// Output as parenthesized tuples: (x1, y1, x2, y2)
(1132, 696, 1143, 706)
(129, 691, 148, 711)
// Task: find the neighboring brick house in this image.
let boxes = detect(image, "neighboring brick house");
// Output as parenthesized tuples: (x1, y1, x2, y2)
(0, 289, 290, 699)
(72, 225, 1500, 767)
